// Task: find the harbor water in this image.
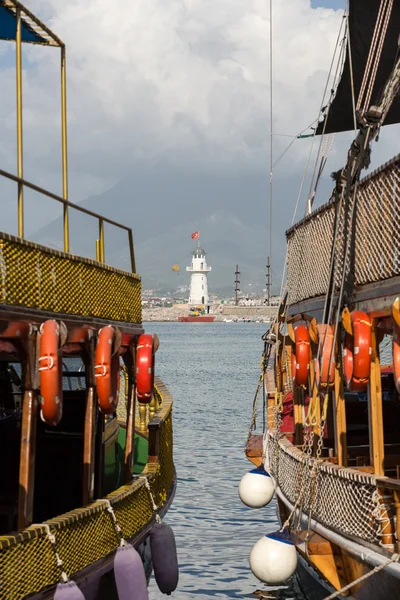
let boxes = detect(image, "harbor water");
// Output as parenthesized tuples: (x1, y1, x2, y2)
(147, 322, 305, 600)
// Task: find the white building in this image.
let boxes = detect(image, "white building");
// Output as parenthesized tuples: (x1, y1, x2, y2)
(186, 246, 212, 306)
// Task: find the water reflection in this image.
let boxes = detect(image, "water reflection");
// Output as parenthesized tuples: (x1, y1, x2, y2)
(146, 323, 305, 600)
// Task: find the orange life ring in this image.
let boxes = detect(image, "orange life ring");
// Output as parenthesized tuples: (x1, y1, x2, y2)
(95, 325, 120, 414)
(291, 325, 310, 387)
(393, 324, 400, 394)
(343, 311, 372, 392)
(39, 320, 63, 426)
(314, 324, 335, 388)
(136, 334, 154, 403)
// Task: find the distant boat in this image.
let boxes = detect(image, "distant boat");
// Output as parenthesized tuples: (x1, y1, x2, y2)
(178, 315, 215, 322)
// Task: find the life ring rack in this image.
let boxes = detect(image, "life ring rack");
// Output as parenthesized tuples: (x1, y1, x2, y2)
(136, 333, 155, 403)
(314, 324, 335, 389)
(291, 325, 310, 388)
(38, 319, 63, 426)
(343, 311, 372, 392)
(95, 325, 120, 414)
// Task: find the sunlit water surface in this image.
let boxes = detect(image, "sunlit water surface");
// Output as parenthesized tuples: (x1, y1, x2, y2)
(146, 322, 305, 600)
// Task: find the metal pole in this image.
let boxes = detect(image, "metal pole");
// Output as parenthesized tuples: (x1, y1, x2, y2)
(235, 265, 240, 306)
(61, 45, 69, 252)
(99, 219, 105, 262)
(128, 229, 136, 273)
(269, 0, 273, 293)
(16, 7, 24, 238)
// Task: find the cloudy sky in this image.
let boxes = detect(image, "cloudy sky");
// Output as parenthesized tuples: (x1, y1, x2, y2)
(0, 0, 398, 283)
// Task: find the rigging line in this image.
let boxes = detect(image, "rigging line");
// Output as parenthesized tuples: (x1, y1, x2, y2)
(272, 117, 321, 170)
(357, 0, 388, 112)
(364, 0, 393, 111)
(306, 17, 347, 215)
(345, 0, 357, 132)
(269, 0, 273, 292)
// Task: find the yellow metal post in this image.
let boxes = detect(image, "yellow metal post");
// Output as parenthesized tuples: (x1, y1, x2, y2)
(16, 7, 24, 238)
(61, 45, 69, 252)
(99, 219, 105, 262)
(128, 229, 136, 273)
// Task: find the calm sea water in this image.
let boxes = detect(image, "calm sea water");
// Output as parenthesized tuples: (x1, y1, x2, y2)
(146, 322, 305, 600)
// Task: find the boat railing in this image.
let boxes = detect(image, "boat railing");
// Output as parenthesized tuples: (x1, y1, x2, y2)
(0, 169, 136, 273)
(1, 0, 136, 273)
(0, 377, 175, 600)
(267, 431, 392, 547)
(286, 153, 400, 306)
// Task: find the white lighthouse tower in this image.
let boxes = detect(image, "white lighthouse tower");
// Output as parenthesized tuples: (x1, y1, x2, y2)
(187, 245, 212, 308)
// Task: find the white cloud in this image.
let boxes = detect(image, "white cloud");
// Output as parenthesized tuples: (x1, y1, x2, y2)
(0, 0, 398, 230)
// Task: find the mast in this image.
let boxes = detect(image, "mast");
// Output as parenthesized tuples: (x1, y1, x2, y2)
(266, 257, 271, 306)
(235, 265, 240, 306)
(268, 0, 273, 295)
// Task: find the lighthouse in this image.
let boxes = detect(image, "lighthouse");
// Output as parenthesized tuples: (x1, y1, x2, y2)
(187, 245, 212, 308)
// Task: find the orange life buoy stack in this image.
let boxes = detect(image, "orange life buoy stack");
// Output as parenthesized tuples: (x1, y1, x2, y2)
(343, 311, 372, 392)
(136, 334, 155, 403)
(291, 325, 310, 387)
(95, 325, 120, 414)
(314, 324, 335, 388)
(39, 319, 63, 426)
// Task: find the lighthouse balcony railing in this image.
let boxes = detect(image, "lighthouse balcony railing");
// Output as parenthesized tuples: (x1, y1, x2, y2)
(186, 266, 212, 272)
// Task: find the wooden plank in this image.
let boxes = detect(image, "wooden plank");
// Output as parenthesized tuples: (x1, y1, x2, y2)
(246, 434, 263, 466)
(369, 325, 385, 476)
(124, 360, 136, 482)
(148, 417, 161, 464)
(292, 530, 349, 594)
(334, 340, 347, 466)
(18, 390, 38, 529)
(82, 386, 96, 505)
(293, 387, 303, 446)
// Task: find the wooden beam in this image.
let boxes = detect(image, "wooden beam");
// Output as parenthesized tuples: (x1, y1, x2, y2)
(369, 324, 385, 476)
(82, 386, 96, 505)
(18, 390, 38, 529)
(124, 353, 136, 482)
(334, 341, 347, 466)
(293, 387, 304, 445)
(148, 417, 161, 464)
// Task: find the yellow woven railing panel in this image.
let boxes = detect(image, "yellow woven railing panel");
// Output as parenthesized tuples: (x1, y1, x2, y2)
(0, 233, 142, 323)
(0, 398, 174, 599)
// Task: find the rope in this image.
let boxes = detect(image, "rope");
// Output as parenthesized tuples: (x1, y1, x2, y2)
(141, 476, 162, 523)
(40, 524, 69, 583)
(357, 0, 393, 114)
(103, 499, 127, 547)
(323, 554, 400, 599)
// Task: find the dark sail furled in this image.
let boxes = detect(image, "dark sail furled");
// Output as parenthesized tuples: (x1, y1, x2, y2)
(316, 0, 400, 135)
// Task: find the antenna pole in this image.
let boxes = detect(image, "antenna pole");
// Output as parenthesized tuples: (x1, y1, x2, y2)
(269, 0, 273, 294)
(235, 265, 240, 306)
(266, 257, 271, 306)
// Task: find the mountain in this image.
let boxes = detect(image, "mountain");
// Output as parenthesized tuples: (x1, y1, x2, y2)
(33, 163, 300, 294)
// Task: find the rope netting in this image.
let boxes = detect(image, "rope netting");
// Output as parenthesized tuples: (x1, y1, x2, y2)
(286, 155, 400, 305)
(267, 433, 381, 543)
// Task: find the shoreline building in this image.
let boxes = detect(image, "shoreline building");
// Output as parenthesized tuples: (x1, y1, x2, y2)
(187, 245, 212, 308)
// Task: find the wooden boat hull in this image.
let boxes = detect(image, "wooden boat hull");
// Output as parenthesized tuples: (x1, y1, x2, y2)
(275, 492, 400, 600)
(29, 471, 177, 599)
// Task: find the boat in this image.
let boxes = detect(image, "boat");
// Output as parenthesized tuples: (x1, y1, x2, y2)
(0, 3, 177, 598)
(241, 1, 400, 598)
(178, 315, 215, 322)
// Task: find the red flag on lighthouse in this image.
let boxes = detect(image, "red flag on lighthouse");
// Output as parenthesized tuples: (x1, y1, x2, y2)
(191, 231, 199, 239)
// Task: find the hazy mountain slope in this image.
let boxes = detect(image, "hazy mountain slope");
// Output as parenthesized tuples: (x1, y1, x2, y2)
(33, 165, 301, 293)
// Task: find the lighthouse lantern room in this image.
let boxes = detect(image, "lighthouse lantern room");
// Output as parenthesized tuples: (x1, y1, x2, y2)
(187, 245, 212, 308)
